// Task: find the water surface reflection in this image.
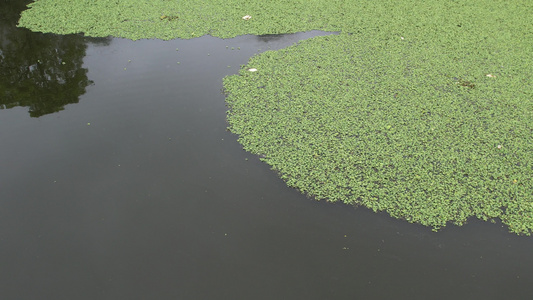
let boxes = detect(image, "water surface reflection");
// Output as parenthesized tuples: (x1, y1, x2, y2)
(1, 2, 532, 300)
(0, 0, 110, 117)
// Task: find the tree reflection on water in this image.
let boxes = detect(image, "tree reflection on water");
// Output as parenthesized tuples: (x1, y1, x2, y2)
(0, 0, 109, 117)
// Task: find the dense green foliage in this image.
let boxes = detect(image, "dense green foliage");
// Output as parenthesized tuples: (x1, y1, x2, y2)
(19, 0, 350, 40)
(225, 32, 532, 234)
(19, 0, 533, 234)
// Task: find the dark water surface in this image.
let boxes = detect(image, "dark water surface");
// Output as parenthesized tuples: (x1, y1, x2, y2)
(1, 2, 533, 299)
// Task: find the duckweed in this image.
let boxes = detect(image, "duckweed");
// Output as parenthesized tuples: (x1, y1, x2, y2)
(225, 30, 532, 234)
(18, 0, 533, 234)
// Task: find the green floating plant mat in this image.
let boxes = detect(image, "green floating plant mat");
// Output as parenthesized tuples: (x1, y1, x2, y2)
(19, 0, 533, 234)
(225, 30, 532, 234)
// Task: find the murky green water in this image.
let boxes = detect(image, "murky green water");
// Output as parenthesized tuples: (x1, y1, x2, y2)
(1, 1, 532, 299)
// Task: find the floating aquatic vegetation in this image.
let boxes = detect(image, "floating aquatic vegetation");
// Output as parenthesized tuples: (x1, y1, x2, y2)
(224, 28, 533, 235)
(17, 0, 533, 235)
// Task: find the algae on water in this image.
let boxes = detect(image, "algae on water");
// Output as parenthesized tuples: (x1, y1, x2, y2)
(18, 0, 533, 235)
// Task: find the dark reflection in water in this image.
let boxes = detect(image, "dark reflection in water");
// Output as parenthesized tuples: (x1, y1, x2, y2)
(256, 33, 288, 43)
(1, 1, 533, 300)
(0, 0, 110, 117)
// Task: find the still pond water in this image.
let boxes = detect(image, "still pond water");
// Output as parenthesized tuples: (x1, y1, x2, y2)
(1, 1, 533, 299)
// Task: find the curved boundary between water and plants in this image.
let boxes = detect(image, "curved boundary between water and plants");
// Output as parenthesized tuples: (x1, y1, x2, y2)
(18, 0, 533, 235)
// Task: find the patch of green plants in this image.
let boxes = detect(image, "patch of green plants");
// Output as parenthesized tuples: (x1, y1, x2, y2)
(225, 28, 532, 234)
(18, 0, 350, 40)
(19, 0, 533, 234)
